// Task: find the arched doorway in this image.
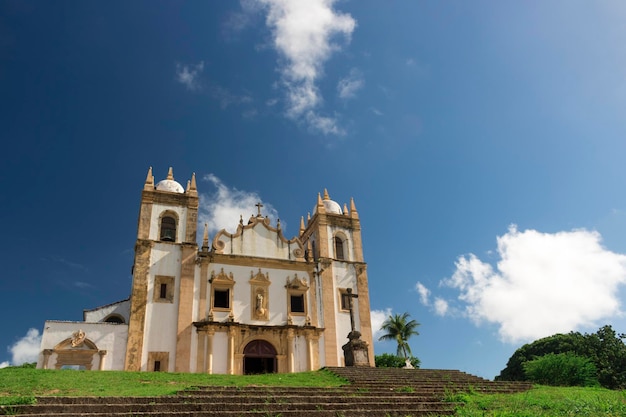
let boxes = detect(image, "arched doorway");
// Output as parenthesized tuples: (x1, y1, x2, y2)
(243, 340, 277, 374)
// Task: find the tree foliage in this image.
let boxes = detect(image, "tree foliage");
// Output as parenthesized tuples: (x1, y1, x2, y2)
(375, 353, 420, 368)
(496, 325, 626, 389)
(522, 352, 599, 387)
(378, 312, 420, 359)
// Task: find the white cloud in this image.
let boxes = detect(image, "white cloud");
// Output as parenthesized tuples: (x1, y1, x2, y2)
(210, 85, 253, 109)
(8, 328, 41, 365)
(198, 174, 279, 237)
(370, 107, 383, 116)
(433, 298, 449, 316)
(415, 282, 430, 305)
(443, 225, 626, 343)
(370, 308, 392, 340)
(337, 68, 364, 100)
(175, 61, 205, 91)
(305, 111, 344, 136)
(256, 0, 355, 134)
(0, 361, 9, 369)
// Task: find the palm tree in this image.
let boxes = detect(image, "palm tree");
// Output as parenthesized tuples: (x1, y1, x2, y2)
(378, 312, 420, 359)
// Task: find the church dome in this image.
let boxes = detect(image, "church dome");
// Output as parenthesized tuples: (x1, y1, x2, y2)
(155, 179, 184, 193)
(155, 167, 185, 193)
(314, 189, 343, 215)
(322, 199, 342, 214)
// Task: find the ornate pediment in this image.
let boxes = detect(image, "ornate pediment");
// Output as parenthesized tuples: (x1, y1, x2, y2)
(249, 268, 270, 285)
(285, 274, 308, 290)
(209, 268, 235, 284)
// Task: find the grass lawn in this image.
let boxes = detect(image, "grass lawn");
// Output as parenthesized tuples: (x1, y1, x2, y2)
(2, 367, 626, 416)
(450, 385, 626, 417)
(0, 367, 346, 405)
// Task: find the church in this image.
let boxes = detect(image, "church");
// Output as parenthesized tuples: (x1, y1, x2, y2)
(37, 167, 374, 373)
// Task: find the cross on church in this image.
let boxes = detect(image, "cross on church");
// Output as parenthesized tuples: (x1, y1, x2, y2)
(346, 288, 359, 332)
(255, 202, 263, 217)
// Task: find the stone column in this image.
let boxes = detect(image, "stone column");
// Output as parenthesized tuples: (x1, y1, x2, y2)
(196, 331, 206, 374)
(42, 349, 53, 370)
(206, 329, 215, 374)
(98, 350, 107, 371)
(287, 329, 295, 373)
(305, 332, 315, 371)
(227, 327, 236, 375)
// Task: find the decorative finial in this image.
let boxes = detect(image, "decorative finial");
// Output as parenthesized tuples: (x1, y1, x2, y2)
(202, 223, 209, 248)
(307, 212, 311, 222)
(255, 202, 264, 217)
(323, 188, 330, 200)
(185, 180, 190, 192)
(144, 167, 155, 190)
(277, 218, 281, 229)
(300, 216, 305, 234)
(188, 172, 197, 195)
(167, 167, 174, 180)
(317, 193, 325, 214)
(343, 203, 349, 215)
(239, 215, 244, 226)
(350, 197, 359, 219)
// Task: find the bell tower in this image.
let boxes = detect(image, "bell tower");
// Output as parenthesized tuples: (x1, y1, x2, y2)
(125, 167, 199, 372)
(300, 190, 374, 367)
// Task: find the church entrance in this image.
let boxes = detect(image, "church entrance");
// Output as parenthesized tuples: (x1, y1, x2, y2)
(243, 340, 277, 374)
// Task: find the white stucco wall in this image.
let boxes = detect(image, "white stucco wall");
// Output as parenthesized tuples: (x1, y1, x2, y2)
(37, 321, 128, 370)
(149, 204, 188, 243)
(83, 299, 130, 323)
(217, 221, 300, 260)
(207, 263, 311, 327)
(142, 243, 182, 371)
(212, 332, 228, 374)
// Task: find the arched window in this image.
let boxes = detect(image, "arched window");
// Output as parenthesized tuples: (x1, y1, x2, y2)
(334, 236, 345, 260)
(103, 314, 125, 324)
(160, 216, 177, 242)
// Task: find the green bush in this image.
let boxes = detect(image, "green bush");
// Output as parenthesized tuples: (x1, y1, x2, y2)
(375, 353, 420, 368)
(523, 352, 599, 387)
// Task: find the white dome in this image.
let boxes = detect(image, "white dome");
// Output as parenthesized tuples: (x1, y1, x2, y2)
(323, 199, 343, 214)
(155, 179, 184, 193)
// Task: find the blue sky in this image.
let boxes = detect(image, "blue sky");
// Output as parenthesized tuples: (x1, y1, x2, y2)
(2, 0, 626, 378)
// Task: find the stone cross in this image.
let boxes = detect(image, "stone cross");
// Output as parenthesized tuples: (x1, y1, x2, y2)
(346, 288, 359, 332)
(255, 202, 264, 216)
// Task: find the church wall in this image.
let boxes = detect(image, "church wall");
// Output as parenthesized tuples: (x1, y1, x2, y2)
(220, 224, 294, 259)
(142, 244, 182, 371)
(84, 300, 130, 323)
(38, 321, 128, 370)
(292, 335, 307, 372)
(212, 332, 229, 374)
(148, 204, 188, 243)
(206, 263, 311, 327)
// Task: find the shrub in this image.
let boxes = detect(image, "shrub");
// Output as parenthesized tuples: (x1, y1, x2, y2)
(375, 353, 420, 368)
(523, 352, 599, 387)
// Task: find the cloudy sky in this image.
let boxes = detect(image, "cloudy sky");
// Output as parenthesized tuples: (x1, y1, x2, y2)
(2, 1, 626, 378)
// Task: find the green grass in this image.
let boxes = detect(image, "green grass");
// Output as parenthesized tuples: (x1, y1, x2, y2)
(448, 385, 626, 417)
(0, 367, 346, 405)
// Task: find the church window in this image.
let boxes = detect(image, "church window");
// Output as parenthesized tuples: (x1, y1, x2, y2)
(154, 276, 175, 303)
(334, 236, 345, 260)
(159, 283, 167, 299)
(104, 314, 125, 324)
(148, 351, 168, 372)
(213, 289, 230, 309)
(339, 290, 351, 312)
(160, 216, 177, 242)
(289, 294, 305, 314)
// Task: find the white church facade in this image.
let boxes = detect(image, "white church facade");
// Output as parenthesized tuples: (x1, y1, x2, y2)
(37, 167, 374, 373)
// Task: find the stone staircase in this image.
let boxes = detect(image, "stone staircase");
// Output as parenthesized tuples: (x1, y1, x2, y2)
(1, 368, 532, 417)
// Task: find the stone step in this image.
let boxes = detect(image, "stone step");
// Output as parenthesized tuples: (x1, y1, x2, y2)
(0, 409, 456, 417)
(3, 401, 458, 415)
